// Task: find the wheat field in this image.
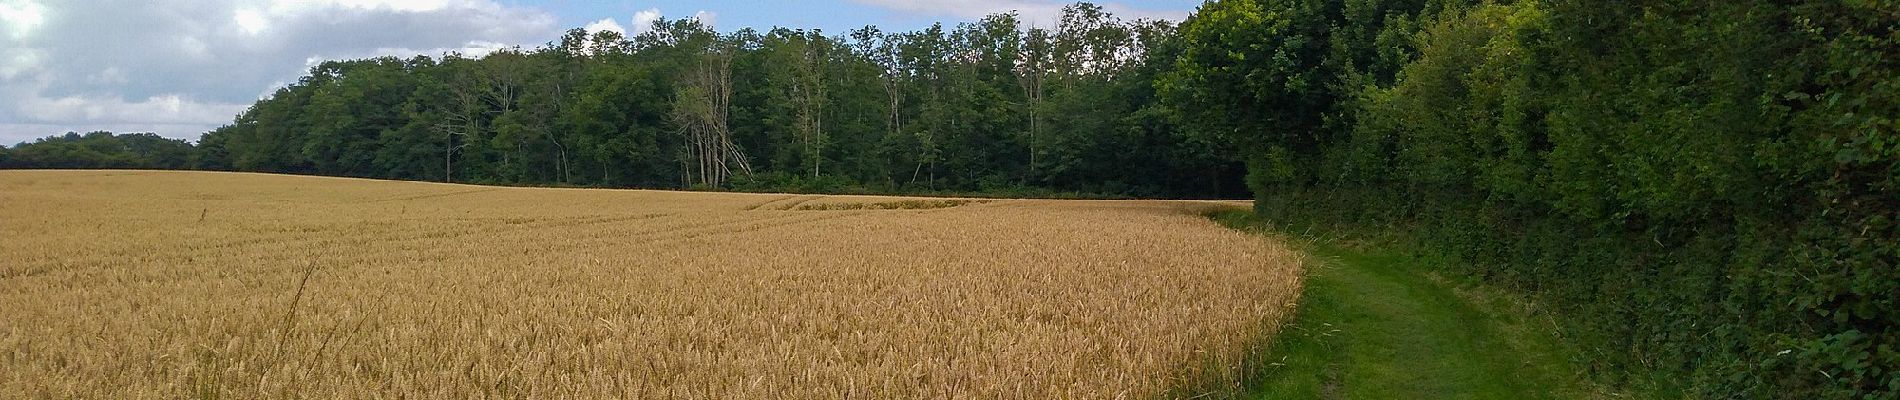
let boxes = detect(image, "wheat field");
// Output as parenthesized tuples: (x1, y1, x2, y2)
(0, 170, 1303, 399)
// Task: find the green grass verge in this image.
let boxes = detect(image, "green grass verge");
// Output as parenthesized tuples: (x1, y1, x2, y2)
(1212, 209, 1642, 399)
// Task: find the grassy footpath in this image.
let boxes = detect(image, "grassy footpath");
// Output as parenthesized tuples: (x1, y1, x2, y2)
(1214, 210, 1640, 399)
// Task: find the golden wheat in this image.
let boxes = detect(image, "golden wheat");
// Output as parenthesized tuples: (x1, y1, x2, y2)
(0, 170, 1301, 399)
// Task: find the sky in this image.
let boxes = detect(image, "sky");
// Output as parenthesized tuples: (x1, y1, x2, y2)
(0, 0, 1198, 145)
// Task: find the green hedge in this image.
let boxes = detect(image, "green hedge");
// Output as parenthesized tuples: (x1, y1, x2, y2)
(1174, 0, 1897, 397)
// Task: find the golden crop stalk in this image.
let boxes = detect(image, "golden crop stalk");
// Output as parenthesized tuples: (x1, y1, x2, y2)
(0, 170, 1303, 399)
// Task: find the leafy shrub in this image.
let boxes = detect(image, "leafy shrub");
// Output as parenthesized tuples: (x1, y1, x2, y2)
(1179, 0, 1898, 397)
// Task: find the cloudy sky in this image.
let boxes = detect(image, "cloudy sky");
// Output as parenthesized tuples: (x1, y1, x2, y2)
(0, 0, 1194, 145)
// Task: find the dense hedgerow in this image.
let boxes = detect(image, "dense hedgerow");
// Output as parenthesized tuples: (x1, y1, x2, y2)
(1171, 0, 1896, 397)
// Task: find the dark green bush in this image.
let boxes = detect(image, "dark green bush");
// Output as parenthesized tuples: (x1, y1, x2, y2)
(1175, 0, 1897, 397)
(1, 132, 197, 170)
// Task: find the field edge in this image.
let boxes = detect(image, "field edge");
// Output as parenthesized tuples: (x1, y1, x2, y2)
(1206, 209, 1657, 399)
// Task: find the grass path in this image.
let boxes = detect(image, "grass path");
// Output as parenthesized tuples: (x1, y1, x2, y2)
(1217, 212, 1623, 399)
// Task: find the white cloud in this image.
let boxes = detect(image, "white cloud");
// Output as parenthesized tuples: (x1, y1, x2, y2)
(351, 40, 514, 61)
(626, 8, 716, 35)
(0, 79, 248, 144)
(177, 37, 212, 60)
(233, 8, 268, 35)
(0, 0, 47, 40)
(453, 41, 514, 58)
(0, 0, 560, 143)
(0, 47, 40, 80)
(632, 8, 662, 35)
(86, 67, 128, 85)
(583, 18, 624, 35)
(18, 94, 236, 125)
(263, 0, 460, 14)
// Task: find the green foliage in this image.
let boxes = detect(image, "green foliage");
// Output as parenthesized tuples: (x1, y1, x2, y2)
(0, 131, 195, 169)
(1176, 0, 1899, 397)
(1, 3, 1245, 200)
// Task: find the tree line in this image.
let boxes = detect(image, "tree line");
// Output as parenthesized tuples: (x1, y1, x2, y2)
(1167, 0, 1896, 397)
(0, 131, 196, 170)
(3, 3, 1245, 199)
